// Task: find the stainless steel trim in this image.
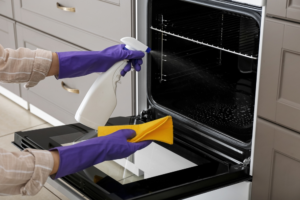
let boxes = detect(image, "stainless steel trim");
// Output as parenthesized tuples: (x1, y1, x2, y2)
(151, 27, 258, 60)
(131, 0, 136, 115)
(184, 0, 262, 11)
(46, 178, 89, 200)
(196, 141, 242, 164)
(137, 0, 149, 114)
(197, 129, 244, 154)
(250, 6, 266, 176)
(131, 0, 136, 38)
(132, 71, 136, 115)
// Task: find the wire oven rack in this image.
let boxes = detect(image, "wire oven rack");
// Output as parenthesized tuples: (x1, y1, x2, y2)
(151, 26, 257, 60)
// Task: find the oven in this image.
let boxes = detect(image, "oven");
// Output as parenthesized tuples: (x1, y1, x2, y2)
(14, 0, 265, 199)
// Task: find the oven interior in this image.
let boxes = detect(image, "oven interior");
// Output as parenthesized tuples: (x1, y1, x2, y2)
(148, 0, 260, 144)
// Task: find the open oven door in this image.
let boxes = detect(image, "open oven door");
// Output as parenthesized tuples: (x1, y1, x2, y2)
(14, 117, 251, 200)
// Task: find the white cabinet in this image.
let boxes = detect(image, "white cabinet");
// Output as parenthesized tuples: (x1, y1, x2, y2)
(258, 18, 300, 133)
(267, 0, 300, 23)
(13, 0, 134, 51)
(0, 0, 14, 18)
(252, 118, 300, 199)
(7, 0, 135, 124)
(0, 16, 21, 97)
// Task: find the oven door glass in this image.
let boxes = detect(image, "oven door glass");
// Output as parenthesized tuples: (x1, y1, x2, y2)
(14, 117, 250, 200)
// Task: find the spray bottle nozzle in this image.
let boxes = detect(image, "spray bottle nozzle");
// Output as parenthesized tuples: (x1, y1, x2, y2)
(146, 47, 151, 53)
(121, 37, 150, 53)
(124, 46, 151, 53)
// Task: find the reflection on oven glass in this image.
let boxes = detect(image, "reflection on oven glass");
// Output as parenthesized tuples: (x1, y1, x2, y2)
(94, 161, 144, 185)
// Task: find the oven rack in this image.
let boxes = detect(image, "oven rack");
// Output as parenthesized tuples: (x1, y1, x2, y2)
(151, 27, 258, 60)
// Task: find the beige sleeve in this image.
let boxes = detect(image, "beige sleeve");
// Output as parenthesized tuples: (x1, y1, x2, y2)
(0, 45, 55, 195)
(0, 44, 52, 88)
(0, 148, 54, 196)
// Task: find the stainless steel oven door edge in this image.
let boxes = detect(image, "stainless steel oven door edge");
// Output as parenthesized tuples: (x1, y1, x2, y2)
(131, 0, 137, 116)
(136, 0, 149, 116)
(46, 178, 89, 200)
(250, 5, 266, 176)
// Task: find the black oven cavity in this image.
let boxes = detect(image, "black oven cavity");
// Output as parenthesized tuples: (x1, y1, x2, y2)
(149, 0, 260, 144)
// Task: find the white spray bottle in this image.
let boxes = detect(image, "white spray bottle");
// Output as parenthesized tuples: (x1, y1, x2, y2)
(75, 37, 150, 130)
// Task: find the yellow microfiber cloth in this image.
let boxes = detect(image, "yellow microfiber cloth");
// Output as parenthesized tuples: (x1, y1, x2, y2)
(98, 116, 173, 145)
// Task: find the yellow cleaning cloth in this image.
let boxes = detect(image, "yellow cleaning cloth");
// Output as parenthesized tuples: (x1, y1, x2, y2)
(98, 116, 173, 145)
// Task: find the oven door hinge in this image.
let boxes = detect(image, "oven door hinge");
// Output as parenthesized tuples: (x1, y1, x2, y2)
(138, 106, 152, 121)
(242, 157, 251, 168)
(230, 157, 251, 172)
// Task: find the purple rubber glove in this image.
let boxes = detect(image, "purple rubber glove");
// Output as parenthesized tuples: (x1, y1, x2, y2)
(57, 44, 145, 79)
(120, 59, 143, 77)
(50, 129, 151, 179)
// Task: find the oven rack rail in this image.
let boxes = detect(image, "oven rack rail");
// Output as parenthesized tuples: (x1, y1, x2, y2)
(151, 27, 258, 60)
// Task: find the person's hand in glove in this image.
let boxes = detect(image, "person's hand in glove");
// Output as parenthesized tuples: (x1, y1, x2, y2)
(52, 44, 145, 79)
(49, 129, 151, 179)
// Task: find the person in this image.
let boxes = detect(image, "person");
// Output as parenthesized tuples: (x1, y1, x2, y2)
(0, 44, 151, 196)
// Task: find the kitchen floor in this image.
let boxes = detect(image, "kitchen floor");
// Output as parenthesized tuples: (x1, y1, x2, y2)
(0, 93, 142, 199)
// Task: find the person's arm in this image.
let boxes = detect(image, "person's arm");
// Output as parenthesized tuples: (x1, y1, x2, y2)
(0, 44, 53, 88)
(0, 148, 60, 196)
(0, 44, 144, 85)
(0, 148, 54, 196)
(50, 150, 60, 175)
(47, 52, 59, 77)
